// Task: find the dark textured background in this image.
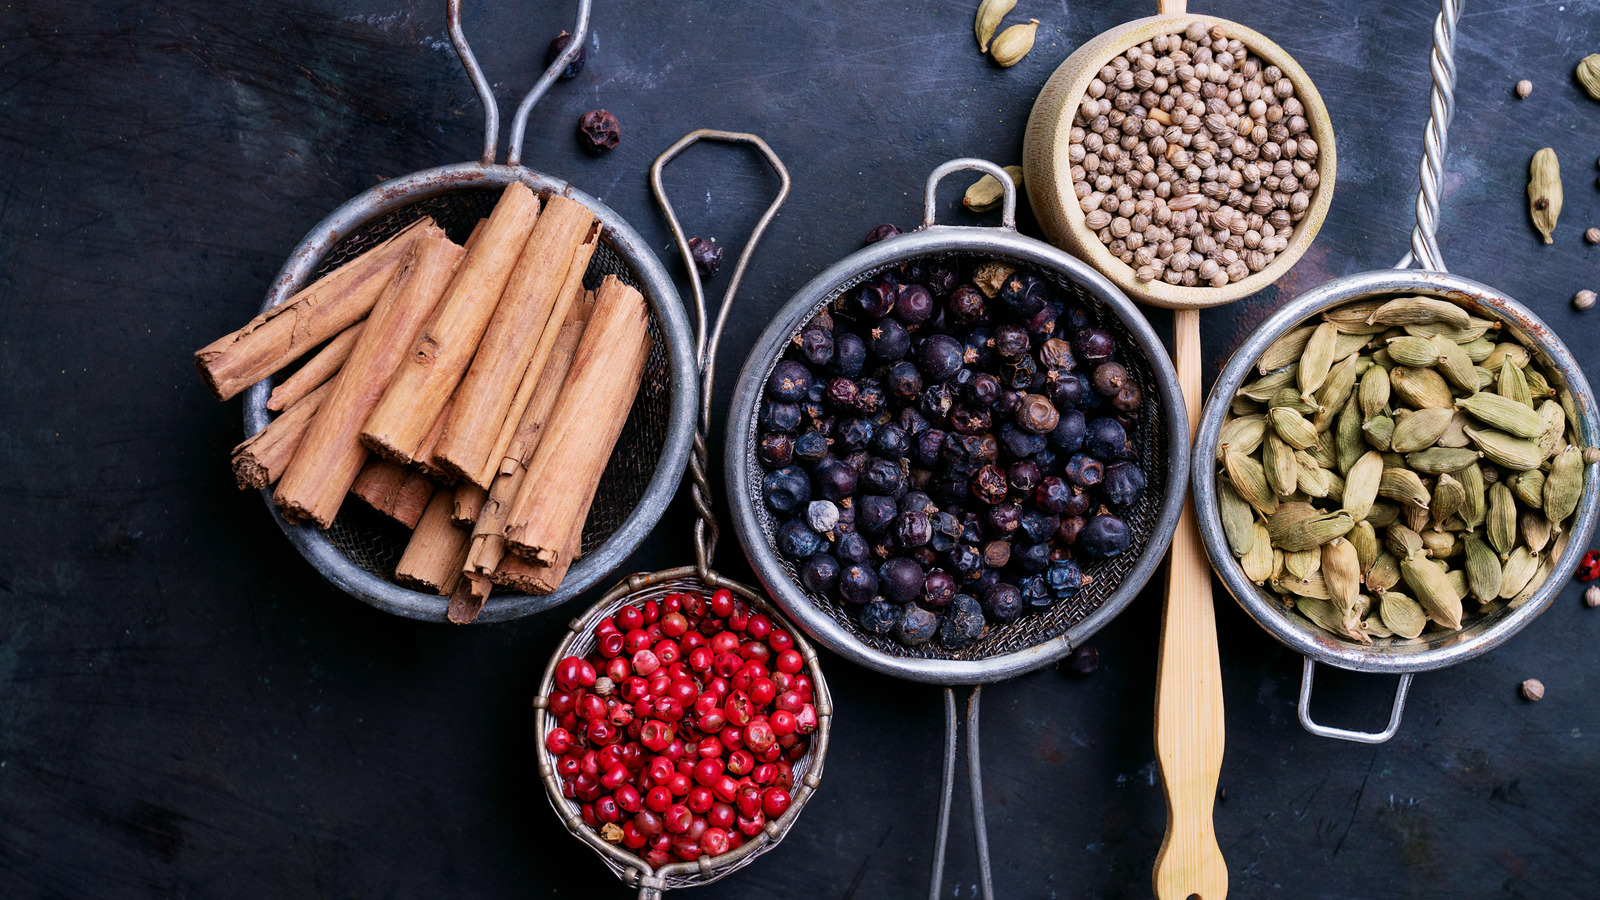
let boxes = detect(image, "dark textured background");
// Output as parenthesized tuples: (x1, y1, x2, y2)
(3, 1, 1599, 897)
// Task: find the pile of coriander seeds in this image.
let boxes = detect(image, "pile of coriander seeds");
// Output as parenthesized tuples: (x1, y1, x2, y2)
(1068, 21, 1322, 288)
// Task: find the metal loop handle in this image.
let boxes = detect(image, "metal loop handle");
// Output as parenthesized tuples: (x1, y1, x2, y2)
(1396, 0, 1461, 272)
(921, 159, 1017, 231)
(650, 130, 792, 576)
(1298, 658, 1414, 744)
(928, 686, 996, 900)
(447, 0, 591, 167)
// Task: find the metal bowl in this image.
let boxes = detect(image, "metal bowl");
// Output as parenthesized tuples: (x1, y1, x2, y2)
(238, 1, 698, 623)
(725, 159, 1190, 685)
(1192, 269, 1600, 739)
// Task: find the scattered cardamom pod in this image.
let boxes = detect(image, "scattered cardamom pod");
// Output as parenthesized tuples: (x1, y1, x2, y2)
(962, 165, 1023, 213)
(989, 18, 1038, 67)
(1529, 148, 1562, 244)
(973, 0, 1017, 52)
(1577, 54, 1600, 100)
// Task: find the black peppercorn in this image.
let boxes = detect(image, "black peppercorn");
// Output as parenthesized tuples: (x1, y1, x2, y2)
(577, 109, 620, 153)
(546, 30, 586, 79)
(687, 237, 722, 278)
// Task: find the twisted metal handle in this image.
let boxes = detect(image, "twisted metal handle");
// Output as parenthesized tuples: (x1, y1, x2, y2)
(928, 686, 996, 900)
(1399, 0, 1461, 272)
(651, 130, 792, 577)
(446, 0, 591, 166)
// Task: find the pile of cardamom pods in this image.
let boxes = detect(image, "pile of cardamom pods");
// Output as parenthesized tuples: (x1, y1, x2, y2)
(1215, 294, 1592, 644)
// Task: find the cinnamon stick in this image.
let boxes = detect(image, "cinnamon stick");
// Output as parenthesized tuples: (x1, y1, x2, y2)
(446, 578, 481, 624)
(361, 183, 541, 462)
(395, 490, 470, 594)
(434, 199, 599, 487)
(267, 320, 364, 411)
(464, 318, 589, 601)
(230, 380, 333, 489)
(505, 275, 652, 564)
(492, 501, 587, 595)
(450, 483, 487, 527)
(274, 234, 465, 528)
(195, 217, 440, 400)
(408, 394, 456, 481)
(349, 459, 435, 528)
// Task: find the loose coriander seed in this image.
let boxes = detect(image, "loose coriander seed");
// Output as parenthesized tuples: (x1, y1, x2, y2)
(1575, 289, 1597, 311)
(1586, 227, 1600, 244)
(1520, 678, 1545, 702)
(1516, 79, 1533, 98)
(1585, 585, 1600, 608)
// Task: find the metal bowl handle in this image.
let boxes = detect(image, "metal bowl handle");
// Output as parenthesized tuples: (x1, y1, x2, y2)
(446, 0, 592, 167)
(921, 159, 1016, 232)
(1298, 658, 1415, 744)
(650, 130, 792, 575)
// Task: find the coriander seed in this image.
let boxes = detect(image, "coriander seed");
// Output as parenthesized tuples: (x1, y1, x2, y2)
(1585, 585, 1600, 608)
(1520, 678, 1545, 702)
(1515, 79, 1533, 98)
(1587, 227, 1600, 244)
(1575, 289, 1597, 311)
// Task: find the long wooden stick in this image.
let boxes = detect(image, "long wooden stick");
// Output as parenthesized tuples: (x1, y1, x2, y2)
(361, 183, 541, 462)
(435, 199, 599, 487)
(267, 320, 364, 411)
(395, 490, 470, 594)
(195, 217, 439, 400)
(230, 380, 333, 489)
(274, 235, 464, 528)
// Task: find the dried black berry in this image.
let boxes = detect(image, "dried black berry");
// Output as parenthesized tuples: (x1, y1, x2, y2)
(840, 564, 879, 605)
(1033, 476, 1072, 514)
(950, 545, 983, 580)
(964, 372, 1003, 407)
(837, 418, 876, 452)
(1018, 574, 1053, 611)
(1049, 409, 1087, 452)
(871, 423, 910, 458)
(767, 360, 812, 403)
(1018, 509, 1060, 545)
(577, 109, 620, 153)
(763, 466, 810, 513)
(1063, 453, 1105, 488)
(1102, 461, 1147, 507)
(836, 532, 872, 565)
(914, 428, 947, 467)
(1072, 327, 1115, 364)
(1085, 417, 1132, 460)
(858, 599, 898, 633)
(1015, 393, 1060, 435)
(1012, 541, 1050, 574)
(688, 237, 722, 278)
(993, 324, 1030, 360)
(1039, 337, 1075, 371)
(963, 327, 994, 368)
(899, 406, 930, 435)
(922, 570, 957, 608)
(1045, 559, 1083, 599)
(1007, 460, 1042, 494)
(971, 464, 1008, 505)
(546, 30, 586, 79)
(919, 334, 966, 382)
(899, 491, 937, 516)
(939, 595, 987, 648)
(982, 582, 1023, 623)
(799, 553, 841, 593)
(760, 400, 801, 434)
(1112, 381, 1143, 413)
(829, 333, 867, 376)
(997, 423, 1046, 459)
(925, 264, 959, 298)
(886, 361, 923, 401)
(855, 282, 896, 319)
(813, 457, 858, 501)
(879, 557, 925, 604)
(793, 430, 830, 467)
(894, 604, 939, 646)
(1092, 361, 1129, 397)
(1079, 513, 1131, 559)
(864, 224, 902, 245)
(985, 502, 1021, 537)
(861, 456, 906, 496)
(1062, 645, 1099, 676)
(894, 284, 934, 326)
(776, 519, 824, 560)
(998, 273, 1047, 319)
(895, 510, 932, 548)
(929, 512, 961, 552)
(758, 433, 794, 469)
(856, 494, 898, 536)
(1057, 516, 1085, 546)
(857, 379, 887, 415)
(919, 383, 955, 420)
(869, 319, 911, 361)
(798, 325, 833, 367)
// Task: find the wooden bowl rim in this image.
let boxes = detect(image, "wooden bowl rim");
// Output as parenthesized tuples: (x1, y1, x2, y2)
(1023, 12, 1337, 310)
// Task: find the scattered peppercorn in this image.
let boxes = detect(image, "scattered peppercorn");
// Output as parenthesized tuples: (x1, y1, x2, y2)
(1515, 79, 1533, 99)
(547, 30, 586, 79)
(1063, 644, 1099, 675)
(1520, 678, 1545, 702)
(577, 109, 620, 154)
(688, 237, 723, 278)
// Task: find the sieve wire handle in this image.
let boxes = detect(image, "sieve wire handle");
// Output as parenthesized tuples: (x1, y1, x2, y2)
(921, 159, 1017, 231)
(446, 0, 591, 167)
(1298, 659, 1414, 743)
(1395, 0, 1461, 272)
(650, 130, 792, 577)
(927, 686, 996, 900)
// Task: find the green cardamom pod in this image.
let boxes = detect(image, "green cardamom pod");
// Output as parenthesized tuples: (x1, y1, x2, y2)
(1543, 445, 1584, 523)
(1341, 451, 1384, 521)
(1447, 568, 1470, 606)
(1365, 613, 1394, 638)
(1390, 366, 1455, 409)
(1508, 469, 1546, 510)
(1349, 520, 1380, 574)
(1324, 300, 1388, 328)
(1464, 426, 1544, 471)
(1433, 336, 1477, 393)
(1495, 357, 1533, 407)
(1269, 406, 1321, 451)
(1296, 451, 1338, 499)
(1464, 533, 1502, 603)
(1401, 552, 1464, 630)
(1528, 148, 1562, 244)
(1358, 364, 1391, 420)
(963, 165, 1022, 213)
(1524, 366, 1557, 401)
(1257, 325, 1315, 375)
(1295, 597, 1370, 643)
(1487, 482, 1517, 558)
(1431, 472, 1466, 530)
(1217, 414, 1268, 459)
(1285, 547, 1321, 581)
(1498, 546, 1540, 600)
(1405, 318, 1496, 343)
(1379, 468, 1431, 510)
(1388, 407, 1455, 454)
(1385, 336, 1440, 369)
(1269, 507, 1355, 553)
(1240, 523, 1275, 583)
(1519, 512, 1552, 554)
(1313, 355, 1359, 432)
(1366, 550, 1402, 592)
(1275, 572, 1331, 600)
(1484, 342, 1530, 373)
(1461, 336, 1496, 364)
(1578, 53, 1600, 99)
(1296, 322, 1339, 402)
(988, 18, 1038, 67)
(1459, 462, 1486, 529)
(1363, 414, 1395, 452)
(1367, 500, 1401, 528)
(1456, 392, 1544, 438)
(974, 0, 1018, 52)
(1229, 394, 1261, 417)
(1419, 529, 1457, 559)
(1378, 590, 1428, 639)
(1385, 523, 1426, 560)
(1337, 398, 1366, 474)
(1436, 411, 1472, 448)
(1270, 386, 1321, 415)
(1536, 399, 1567, 460)
(1366, 296, 1471, 329)
(1404, 447, 1481, 476)
(1263, 432, 1298, 498)
(1322, 537, 1364, 614)
(1239, 368, 1297, 402)
(1218, 480, 1256, 557)
(1224, 448, 1278, 516)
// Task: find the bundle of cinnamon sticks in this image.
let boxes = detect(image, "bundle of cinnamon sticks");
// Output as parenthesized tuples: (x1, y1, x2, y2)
(198, 185, 654, 622)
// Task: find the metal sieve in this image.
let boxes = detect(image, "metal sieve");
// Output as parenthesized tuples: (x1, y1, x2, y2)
(1193, 0, 1600, 743)
(724, 159, 1189, 898)
(239, 0, 697, 623)
(533, 129, 831, 899)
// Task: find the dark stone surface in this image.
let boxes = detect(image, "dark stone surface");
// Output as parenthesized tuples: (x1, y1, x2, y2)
(3, 1, 1598, 897)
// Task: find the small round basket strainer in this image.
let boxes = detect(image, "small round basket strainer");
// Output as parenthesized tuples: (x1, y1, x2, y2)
(532, 130, 832, 899)
(240, 0, 697, 623)
(725, 159, 1188, 898)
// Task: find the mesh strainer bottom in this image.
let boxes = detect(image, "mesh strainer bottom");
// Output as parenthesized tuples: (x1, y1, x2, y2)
(273, 187, 674, 595)
(745, 252, 1170, 662)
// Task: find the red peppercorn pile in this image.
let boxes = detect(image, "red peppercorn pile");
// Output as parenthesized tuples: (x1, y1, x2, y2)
(544, 588, 818, 867)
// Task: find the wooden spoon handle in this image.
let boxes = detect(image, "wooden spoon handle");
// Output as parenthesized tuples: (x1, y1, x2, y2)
(1153, 309, 1227, 900)
(1157, 0, 1189, 15)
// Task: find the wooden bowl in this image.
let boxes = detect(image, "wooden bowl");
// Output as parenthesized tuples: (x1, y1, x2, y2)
(1022, 13, 1337, 310)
